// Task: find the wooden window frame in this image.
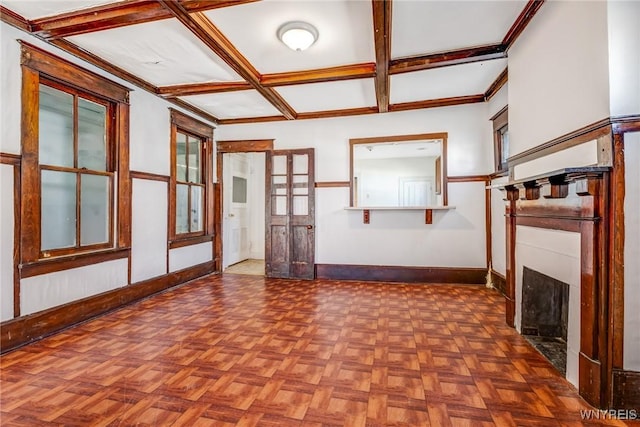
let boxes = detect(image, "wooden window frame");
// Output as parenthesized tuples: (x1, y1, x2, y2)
(492, 106, 509, 175)
(169, 109, 214, 248)
(20, 41, 131, 270)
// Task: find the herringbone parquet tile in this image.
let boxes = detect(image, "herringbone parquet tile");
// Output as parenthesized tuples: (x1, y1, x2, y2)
(0, 275, 634, 426)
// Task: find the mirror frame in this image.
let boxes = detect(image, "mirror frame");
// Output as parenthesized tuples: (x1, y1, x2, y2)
(349, 132, 448, 207)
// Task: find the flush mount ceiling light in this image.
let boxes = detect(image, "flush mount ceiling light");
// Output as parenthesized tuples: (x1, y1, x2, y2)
(277, 21, 318, 52)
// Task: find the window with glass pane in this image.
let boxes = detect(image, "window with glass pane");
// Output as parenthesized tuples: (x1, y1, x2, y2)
(38, 83, 113, 256)
(174, 130, 205, 235)
(492, 107, 509, 174)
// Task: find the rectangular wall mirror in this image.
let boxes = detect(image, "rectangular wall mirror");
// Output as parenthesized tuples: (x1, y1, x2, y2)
(350, 133, 448, 207)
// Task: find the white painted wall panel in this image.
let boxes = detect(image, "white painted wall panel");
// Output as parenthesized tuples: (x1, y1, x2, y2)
(20, 259, 128, 316)
(508, 1, 610, 156)
(129, 90, 171, 175)
(490, 177, 508, 276)
(624, 132, 640, 370)
(169, 242, 212, 272)
(0, 165, 14, 321)
(1, 23, 23, 154)
(315, 182, 485, 268)
(487, 84, 507, 119)
(515, 226, 581, 387)
(513, 139, 599, 180)
(131, 179, 168, 283)
(608, 1, 640, 117)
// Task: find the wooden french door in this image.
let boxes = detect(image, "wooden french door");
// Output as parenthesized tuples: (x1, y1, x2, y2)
(265, 149, 315, 279)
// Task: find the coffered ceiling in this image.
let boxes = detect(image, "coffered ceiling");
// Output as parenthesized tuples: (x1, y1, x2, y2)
(0, 0, 544, 125)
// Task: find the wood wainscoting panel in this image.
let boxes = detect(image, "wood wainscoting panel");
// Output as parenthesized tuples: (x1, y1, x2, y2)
(316, 264, 487, 284)
(613, 369, 640, 410)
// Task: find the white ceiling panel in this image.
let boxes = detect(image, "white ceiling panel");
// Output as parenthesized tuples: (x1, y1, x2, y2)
(390, 59, 507, 104)
(68, 19, 242, 86)
(392, 0, 527, 58)
(204, 0, 375, 74)
(180, 91, 283, 119)
(275, 79, 376, 113)
(1, 0, 118, 19)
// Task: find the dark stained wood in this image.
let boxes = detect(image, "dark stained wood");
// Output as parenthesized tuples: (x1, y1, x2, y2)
(372, 0, 391, 113)
(20, 249, 130, 279)
(218, 115, 288, 125)
(503, 0, 546, 49)
(158, 2, 297, 120)
(169, 235, 214, 250)
(0, 152, 21, 165)
(579, 354, 602, 408)
(613, 369, 640, 410)
(363, 209, 370, 224)
(117, 102, 131, 251)
(261, 63, 377, 87)
(164, 97, 220, 125)
(508, 118, 612, 167)
(447, 175, 489, 183)
(390, 44, 505, 75)
(425, 209, 433, 225)
(13, 163, 21, 318)
(214, 154, 223, 272)
(297, 107, 379, 121)
(130, 170, 170, 182)
(170, 108, 215, 139)
(484, 67, 508, 101)
(315, 181, 350, 188)
(504, 203, 516, 327)
(523, 182, 540, 200)
(217, 139, 274, 153)
(389, 94, 485, 112)
(0, 5, 31, 32)
(315, 264, 487, 284)
(31, 0, 260, 39)
(515, 215, 582, 233)
(158, 81, 251, 97)
(1, 261, 216, 353)
(490, 270, 507, 296)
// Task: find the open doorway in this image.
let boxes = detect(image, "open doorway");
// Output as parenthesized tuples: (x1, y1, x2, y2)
(222, 152, 265, 275)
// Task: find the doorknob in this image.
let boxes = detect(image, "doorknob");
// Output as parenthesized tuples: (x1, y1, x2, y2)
(306, 225, 313, 230)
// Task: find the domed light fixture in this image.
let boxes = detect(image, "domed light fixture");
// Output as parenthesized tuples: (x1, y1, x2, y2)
(277, 21, 318, 52)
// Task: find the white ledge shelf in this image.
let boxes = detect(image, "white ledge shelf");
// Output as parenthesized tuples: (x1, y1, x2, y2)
(344, 206, 455, 224)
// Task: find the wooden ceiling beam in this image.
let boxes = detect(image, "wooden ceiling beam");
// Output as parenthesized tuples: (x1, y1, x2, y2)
(158, 82, 252, 97)
(484, 67, 508, 101)
(372, 0, 391, 113)
(31, 0, 259, 39)
(0, 5, 31, 32)
(389, 94, 485, 112)
(261, 63, 377, 87)
(503, 0, 545, 50)
(158, 1, 297, 120)
(389, 44, 506, 75)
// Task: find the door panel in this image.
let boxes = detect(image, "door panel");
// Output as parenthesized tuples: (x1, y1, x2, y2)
(265, 149, 315, 279)
(223, 153, 250, 269)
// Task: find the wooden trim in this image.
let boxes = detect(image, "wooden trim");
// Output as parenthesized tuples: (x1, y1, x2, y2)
(516, 215, 582, 233)
(315, 181, 350, 188)
(165, 97, 220, 125)
(13, 163, 21, 318)
(448, 175, 489, 183)
(159, 81, 251, 97)
(169, 235, 214, 250)
(389, 95, 485, 112)
(390, 44, 505, 75)
(315, 264, 487, 284)
(297, 107, 380, 121)
(490, 270, 507, 296)
(20, 248, 130, 278)
(0, 5, 31, 32)
(503, 0, 546, 50)
(612, 115, 640, 133)
(262, 63, 377, 87)
(117, 103, 131, 249)
(372, 0, 391, 113)
(485, 181, 492, 269)
(485, 68, 508, 101)
(217, 139, 274, 153)
(612, 369, 640, 410)
(508, 118, 612, 167)
(30, 0, 259, 39)
(490, 105, 509, 122)
(505, 202, 516, 327)
(0, 152, 21, 165)
(350, 132, 448, 145)
(170, 108, 215, 139)
(20, 41, 130, 103)
(130, 171, 170, 182)
(1, 262, 216, 354)
(610, 132, 625, 371)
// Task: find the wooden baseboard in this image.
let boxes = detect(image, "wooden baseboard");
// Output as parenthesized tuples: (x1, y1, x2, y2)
(315, 264, 487, 284)
(490, 270, 507, 296)
(613, 369, 640, 410)
(0, 261, 216, 354)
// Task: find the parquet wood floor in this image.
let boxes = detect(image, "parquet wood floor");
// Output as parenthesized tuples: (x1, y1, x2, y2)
(0, 275, 633, 426)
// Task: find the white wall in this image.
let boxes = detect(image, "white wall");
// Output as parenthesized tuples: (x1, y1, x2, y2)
(0, 21, 216, 319)
(218, 105, 492, 268)
(490, 177, 508, 277)
(248, 152, 265, 259)
(607, 1, 640, 117)
(508, 0, 610, 157)
(624, 132, 640, 371)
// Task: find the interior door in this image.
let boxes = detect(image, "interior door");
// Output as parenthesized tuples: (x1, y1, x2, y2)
(265, 149, 315, 279)
(223, 153, 250, 269)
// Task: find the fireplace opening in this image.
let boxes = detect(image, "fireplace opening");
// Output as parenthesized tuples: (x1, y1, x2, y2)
(521, 266, 570, 375)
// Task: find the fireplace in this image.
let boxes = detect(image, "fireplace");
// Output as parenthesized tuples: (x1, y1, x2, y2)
(521, 266, 570, 375)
